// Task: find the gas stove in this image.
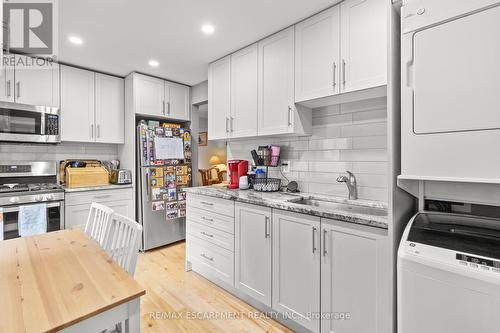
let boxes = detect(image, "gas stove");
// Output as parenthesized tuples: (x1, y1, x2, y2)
(0, 162, 64, 206)
(0, 162, 65, 240)
(0, 182, 62, 193)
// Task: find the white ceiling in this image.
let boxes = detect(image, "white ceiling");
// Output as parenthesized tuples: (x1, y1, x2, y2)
(58, 0, 339, 86)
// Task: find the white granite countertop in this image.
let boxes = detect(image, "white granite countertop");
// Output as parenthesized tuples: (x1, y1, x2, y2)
(184, 185, 389, 229)
(63, 183, 133, 193)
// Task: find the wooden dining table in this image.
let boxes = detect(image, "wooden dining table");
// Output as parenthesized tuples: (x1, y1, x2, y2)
(0, 229, 145, 333)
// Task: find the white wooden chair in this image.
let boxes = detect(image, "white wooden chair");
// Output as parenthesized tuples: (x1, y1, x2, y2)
(104, 213, 143, 276)
(84, 202, 114, 248)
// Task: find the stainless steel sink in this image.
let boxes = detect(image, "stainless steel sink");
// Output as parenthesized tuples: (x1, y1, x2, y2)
(289, 198, 387, 217)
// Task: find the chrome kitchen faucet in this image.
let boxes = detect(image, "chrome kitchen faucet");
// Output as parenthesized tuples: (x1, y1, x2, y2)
(336, 171, 358, 200)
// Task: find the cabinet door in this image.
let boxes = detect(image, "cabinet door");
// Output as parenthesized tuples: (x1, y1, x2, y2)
(106, 199, 134, 219)
(321, 219, 389, 333)
(235, 203, 272, 306)
(60, 65, 95, 142)
(258, 27, 295, 136)
(133, 74, 164, 116)
(165, 82, 190, 121)
(295, 6, 340, 102)
(230, 44, 258, 138)
(0, 54, 15, 102)
(65, 203, 91, 230)
(272, 210, 321, 333)
(208, 56, 231, 140)
(14, 55, 60, 107)
(340, 0, 387, 93)
(95, 73, 125, 144)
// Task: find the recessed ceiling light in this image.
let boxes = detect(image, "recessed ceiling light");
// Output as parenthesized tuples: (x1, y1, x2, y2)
(68, 35, 83, 45)
(201, 24, 215, 35)
(148, 59, 159, 67)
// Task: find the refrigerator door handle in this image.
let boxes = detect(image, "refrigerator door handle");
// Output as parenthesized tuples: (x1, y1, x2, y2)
(145, 169, 150, 201)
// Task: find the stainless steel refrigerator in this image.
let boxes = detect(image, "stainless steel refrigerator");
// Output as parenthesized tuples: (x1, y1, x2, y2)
(136, 121, 192, 251)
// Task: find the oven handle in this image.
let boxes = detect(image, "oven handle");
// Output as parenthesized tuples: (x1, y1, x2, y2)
(2, 202, 62, 213)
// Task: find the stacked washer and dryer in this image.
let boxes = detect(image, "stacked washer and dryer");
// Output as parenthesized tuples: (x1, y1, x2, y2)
(398, 1, 500, 332)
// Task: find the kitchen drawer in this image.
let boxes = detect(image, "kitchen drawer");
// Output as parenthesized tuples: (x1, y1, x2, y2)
(187, 193, 234, 217)
(187, 220, 234, 251)
(65, 188, 133, 206)
(187, 206, 234, 234)
(187, 234, 234, 286)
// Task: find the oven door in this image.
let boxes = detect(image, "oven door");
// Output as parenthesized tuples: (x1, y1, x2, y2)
(0, 102, 60, 143)
(1, 201, 64, 240)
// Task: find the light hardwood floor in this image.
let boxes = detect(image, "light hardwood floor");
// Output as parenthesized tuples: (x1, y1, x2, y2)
(135, 241, 293, 333)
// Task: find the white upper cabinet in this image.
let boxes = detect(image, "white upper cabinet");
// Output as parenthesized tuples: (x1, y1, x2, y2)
(133, 74, 164, 117)
(133, 73, 190, 120)
(165, 81, 190, 121)
(0, 54, 15, 103)
(95, 73, 125, 144)
(340, 0, 387, 93)
(230, 44, 258, 138)
(61, 66, 125, 144)
(235, 203, 272, 307)
(208, 56, 231, 140)
(257, 27, 296, 136)
(60, 65, 95, 142)
(295, 6, 340, 102)
(14, 55, 60, 107)
(272, 210, 321, 333)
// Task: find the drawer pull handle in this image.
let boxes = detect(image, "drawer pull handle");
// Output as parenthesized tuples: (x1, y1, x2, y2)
(201, 216, 214, 222)
(201, 231, 214, 238)
(200, 253, 214, 261)
(200, 201, 214, 206)
(94, 194, 111, 199)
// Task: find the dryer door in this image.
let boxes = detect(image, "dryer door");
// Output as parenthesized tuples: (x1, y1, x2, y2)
(409, 4, 500, 134)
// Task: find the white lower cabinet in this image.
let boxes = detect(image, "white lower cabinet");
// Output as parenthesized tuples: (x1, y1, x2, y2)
(64, 188, 134, 230)
(186, 194, 235, 286)
(186, 194, 390, 333)
(272, 209, 321, 333)
(235, 203, 272, 307)
(321, 218, 389, 333)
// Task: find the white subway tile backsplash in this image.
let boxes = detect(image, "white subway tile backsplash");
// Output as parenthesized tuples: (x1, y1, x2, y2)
(310, 125, 342, 139)
(299, 172, 341, 184)
(0, 142, 119, 164)
(309, 138, 352, 150)
(357, 186, 388, 202)
(340, 149, 387, 162)
(352, 161, 388, 175)
(309, 161, 353, 173)
(290, 160, 309, 172)
(300, 150, 340, 161)
(352, 136, 387, 149)
(340, 122, 387, 138)
(356, 174, 388, 188)
(227, 98, 389, 202)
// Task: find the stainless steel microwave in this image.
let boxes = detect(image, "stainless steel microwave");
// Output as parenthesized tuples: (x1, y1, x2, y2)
(0, 101, 60, 143)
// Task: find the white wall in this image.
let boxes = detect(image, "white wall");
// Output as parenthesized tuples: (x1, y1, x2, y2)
(227, 97, 388, 202)
(198, 116, 227, 170)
